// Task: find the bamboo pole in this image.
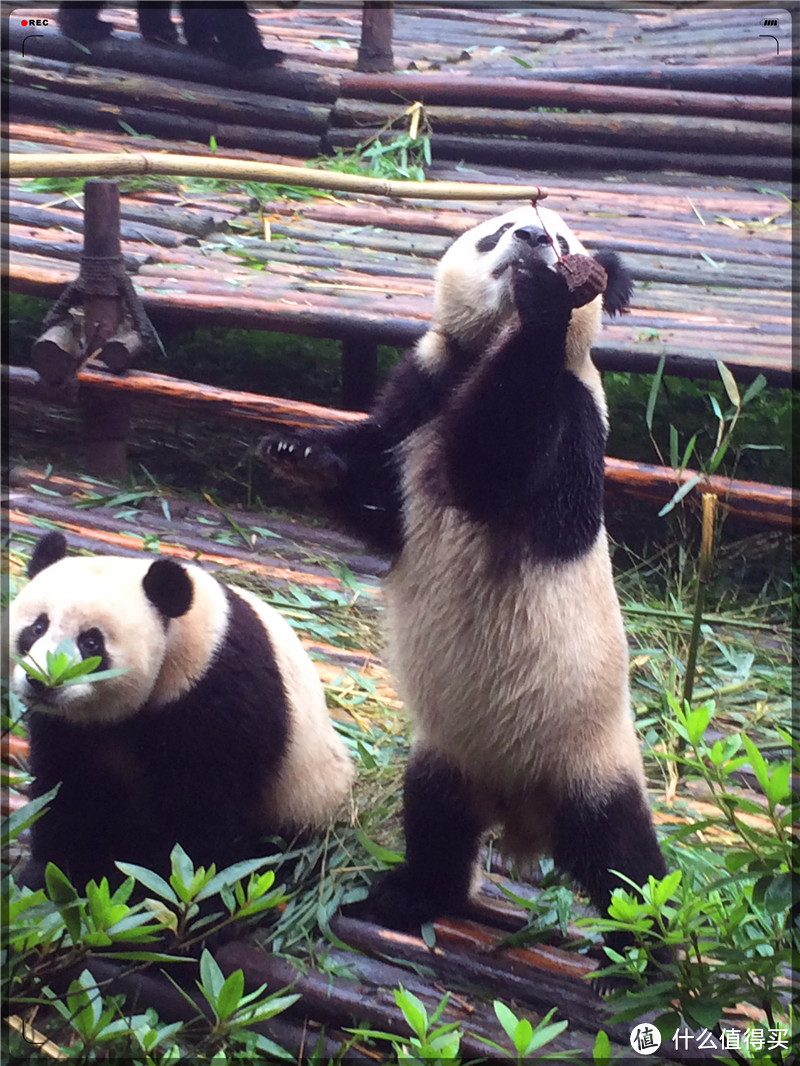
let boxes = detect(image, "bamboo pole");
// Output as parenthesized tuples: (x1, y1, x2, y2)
(9, 153, 548, 202)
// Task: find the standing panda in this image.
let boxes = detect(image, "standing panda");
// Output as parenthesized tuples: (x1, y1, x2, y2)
(8, 532, 353, 891)
(256, 205, 668, 959)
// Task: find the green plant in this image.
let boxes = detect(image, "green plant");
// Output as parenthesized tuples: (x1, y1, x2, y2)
(477, 1002, 576, 1062)
(4, 819, 294, 1062)
(583, 699, 796, 1059)
(645, 359, 770, 517)
(190, 948, 298, 1059)
(315, 103, 433, 182)
(12, 636, 128, 690)
(347, 986, 463, 1062)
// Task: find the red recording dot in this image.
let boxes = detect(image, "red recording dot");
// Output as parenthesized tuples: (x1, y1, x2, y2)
(21, 19, 28, 25)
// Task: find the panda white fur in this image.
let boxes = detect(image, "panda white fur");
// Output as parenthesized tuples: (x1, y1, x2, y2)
(8, 532, 353, 890)
(256, 205, 667, 955)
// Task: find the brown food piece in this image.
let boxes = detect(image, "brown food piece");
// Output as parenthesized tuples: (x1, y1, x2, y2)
(554, 253, 608, 308)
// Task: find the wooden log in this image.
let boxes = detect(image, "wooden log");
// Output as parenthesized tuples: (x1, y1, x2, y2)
(326, 918, 617, 1044)
(30, 321, 82, 385)
(5, 366, 794, 528)
(458, 64, 791, 96)
(5, 201, 185, 248)
(11, 85, 323, 161)
(215, 939, 599, 1061)
(9, 57, 333, 134)
(339, 72, 791, 122)
(6, 228, 149, 270)
(332, 98, 790, 156)
(356, 2, 395, 73)
(328, 129, 792, 182)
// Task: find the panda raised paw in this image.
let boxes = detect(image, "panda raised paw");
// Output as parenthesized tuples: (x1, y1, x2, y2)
(512, 253, 608, 324)
(256, 432, 346, 491)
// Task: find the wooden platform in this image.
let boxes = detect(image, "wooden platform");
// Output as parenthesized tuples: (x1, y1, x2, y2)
(5, 5, 795, 388)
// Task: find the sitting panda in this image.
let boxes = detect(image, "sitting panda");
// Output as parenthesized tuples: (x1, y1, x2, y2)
(256, 205, 669, 962)
(58, 3, 283, 68)
(8, 532, 353, 891)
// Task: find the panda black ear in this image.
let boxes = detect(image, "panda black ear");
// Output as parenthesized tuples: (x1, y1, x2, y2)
(143, 559, 194, 619)
(593, 250, 633, 317)
(28, 532, 68, 578)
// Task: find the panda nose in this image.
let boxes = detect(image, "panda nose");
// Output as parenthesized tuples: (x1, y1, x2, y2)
(514, 226, 550, 246)
(26, 675, 48, 696)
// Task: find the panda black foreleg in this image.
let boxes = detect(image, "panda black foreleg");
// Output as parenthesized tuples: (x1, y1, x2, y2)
(365, 749, 485, 931)
(137, 2, 180, 46)
(552, 776, 672, 974)
(58, 3, 113, 42)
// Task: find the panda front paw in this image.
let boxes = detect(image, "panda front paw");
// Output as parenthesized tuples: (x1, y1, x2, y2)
(512, 258, 572, 323)
(513, 254, 608, 324)
(256, 432, 345, 491)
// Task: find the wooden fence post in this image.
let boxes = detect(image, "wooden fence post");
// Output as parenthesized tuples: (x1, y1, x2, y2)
(79, 180, 130, 479)
(356, 2, 394, 73)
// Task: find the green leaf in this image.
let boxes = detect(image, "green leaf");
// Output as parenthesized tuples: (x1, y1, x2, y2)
(45, 862, 83, 940)
(762, 873, 793, 916)
(741, 734, 771, 795)
(1, 785, 60, 847)
(494, 1000, 519, 1043)
(645, 355, 665, 433)
(717, 360, 740, 409)
(741, 373, 767, 406)
(685, 997, 721, 1031)
(658, 473, 701, 516)
(593, 1030, 611, 1063)
(199, 948, 225, 1007)
(514, 1016, 534, 1053)
(196, 856, 273, 901)
(525, 1018, 568, 1053)
(421, 921, 437, 949)
(395, 987, 428, 1041)
(115, 862, 178, 903)
(355, 828, 404, 865)
(669, 424, 679, 468)
(215, 968, 245, 1022)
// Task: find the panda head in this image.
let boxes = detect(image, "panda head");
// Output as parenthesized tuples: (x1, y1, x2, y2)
(8, 533, 229, 725)
(420, 204, 632, 368)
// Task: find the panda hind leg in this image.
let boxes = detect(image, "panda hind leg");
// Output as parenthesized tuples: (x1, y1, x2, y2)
(137, 2, 180, 45)
(552, 774, 672, 983)
(361, 748, 486, 932)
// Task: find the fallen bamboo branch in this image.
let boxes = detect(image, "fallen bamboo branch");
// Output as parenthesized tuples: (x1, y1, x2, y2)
(9, 152, 547, 202)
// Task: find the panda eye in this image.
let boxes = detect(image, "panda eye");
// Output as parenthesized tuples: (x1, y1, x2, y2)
(78, 628, 105, 659)
(556, 235, 569, 256)
(17, 613, 49, 655)
(476, 222, 513, 254)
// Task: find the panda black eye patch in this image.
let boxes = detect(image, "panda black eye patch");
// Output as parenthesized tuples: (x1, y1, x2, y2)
(17, 613, 48, 655)
(475, 222, 513, 254)
(78, 628, 105, 660)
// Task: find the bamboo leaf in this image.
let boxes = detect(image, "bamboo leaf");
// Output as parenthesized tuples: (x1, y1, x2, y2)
(645, 355, 665, 433)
